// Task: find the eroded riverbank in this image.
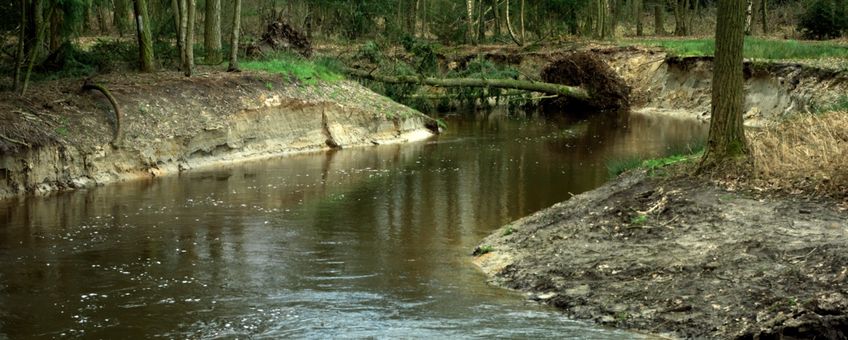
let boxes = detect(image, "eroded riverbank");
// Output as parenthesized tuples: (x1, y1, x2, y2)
(0, 71, 435, 200)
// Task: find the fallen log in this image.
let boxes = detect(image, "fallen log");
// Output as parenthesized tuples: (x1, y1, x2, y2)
(344, 68, 590, 101)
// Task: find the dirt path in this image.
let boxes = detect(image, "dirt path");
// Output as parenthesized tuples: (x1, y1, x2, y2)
(474, 170, 848, 339)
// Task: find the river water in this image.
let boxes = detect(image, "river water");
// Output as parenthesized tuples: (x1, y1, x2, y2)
(0, 111, 706, 339)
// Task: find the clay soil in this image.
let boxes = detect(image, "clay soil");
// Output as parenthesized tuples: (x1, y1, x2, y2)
(474, 170, 848, 339)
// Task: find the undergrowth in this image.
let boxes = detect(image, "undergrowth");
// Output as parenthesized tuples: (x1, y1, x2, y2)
(242, 52, 344, 85)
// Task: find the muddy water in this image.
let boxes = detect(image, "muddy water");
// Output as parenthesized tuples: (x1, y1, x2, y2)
(0, 111, 706, 339)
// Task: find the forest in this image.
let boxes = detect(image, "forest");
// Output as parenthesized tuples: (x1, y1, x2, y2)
(1, 0, 847, 90)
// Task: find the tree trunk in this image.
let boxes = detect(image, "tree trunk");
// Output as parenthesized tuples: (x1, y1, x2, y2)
(344, 68, 589, 100)
(653, 0, 665, 35)
(133, 0, 155, 72)
(48, 7, 63, 52)
(492, 0, 501, 37)
(228, 0, 242, 72)
(203, 0, 221, 64)
(700, 0, 749, 170)
(744, 0, 753, 36)
(171, 0, 183, 67)
(519, 0, 525, 42)
(13, 0, 27, 92)
(184, 0, 196, 76)
(672, 0, 688, 36)
(634, 0, 644, 36)
(505, 0, 523, 46)
(22, 4, 54, 96)
(760, 0, 768, 34)
(466, 0, 476, 45)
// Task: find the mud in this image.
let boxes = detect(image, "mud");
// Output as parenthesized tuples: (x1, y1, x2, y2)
(474, 170, 848, 339)
(0, 70, 434, 200)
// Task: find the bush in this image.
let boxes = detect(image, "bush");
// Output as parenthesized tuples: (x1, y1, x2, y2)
(798, 0, 848, 40)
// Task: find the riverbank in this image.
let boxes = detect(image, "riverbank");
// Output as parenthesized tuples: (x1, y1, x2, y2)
(474, 166, 848, 338)
(452, 42, 848, 338)
(0, 70, 436, 200)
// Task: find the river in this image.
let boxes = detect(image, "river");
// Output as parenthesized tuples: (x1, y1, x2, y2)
(0, 111, 706, 339)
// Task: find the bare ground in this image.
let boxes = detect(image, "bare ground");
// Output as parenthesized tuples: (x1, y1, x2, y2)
(474, 170, 848, 339)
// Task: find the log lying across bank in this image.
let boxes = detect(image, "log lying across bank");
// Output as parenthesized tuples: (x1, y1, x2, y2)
(344, 68, 590, 100)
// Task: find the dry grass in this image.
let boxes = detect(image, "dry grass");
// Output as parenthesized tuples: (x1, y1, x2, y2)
(749, 111, 848, 197)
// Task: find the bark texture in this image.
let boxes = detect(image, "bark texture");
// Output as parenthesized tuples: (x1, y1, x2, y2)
(700, 0, 750, 170)
(133, 0, 155, 72)
(228, 0, 242, 72)
(204, 0, 222, 64)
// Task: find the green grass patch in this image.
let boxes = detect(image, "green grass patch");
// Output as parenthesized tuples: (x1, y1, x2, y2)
(242, 53, 344, 85)
(626, 37, 848, 60)
(631, 214, 648, 225)
(606, 140, 705, 177)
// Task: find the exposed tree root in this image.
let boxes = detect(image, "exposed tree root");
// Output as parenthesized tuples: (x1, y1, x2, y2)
(82, 80, 123, 148)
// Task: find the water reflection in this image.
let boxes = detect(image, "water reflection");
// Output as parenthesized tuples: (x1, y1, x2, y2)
(0, 111, 705, 339)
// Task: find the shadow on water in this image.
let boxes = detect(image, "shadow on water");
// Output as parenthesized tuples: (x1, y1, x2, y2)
(0, 109, 706, 339)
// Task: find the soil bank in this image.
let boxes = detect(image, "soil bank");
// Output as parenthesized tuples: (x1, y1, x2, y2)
(0, 71, 435, 200)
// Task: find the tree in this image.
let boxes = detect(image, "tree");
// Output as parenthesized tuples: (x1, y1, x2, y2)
(133, 0, 155, 72)
(227, 0, 241, 72)
(699, 0, 749, 170)
(13, 0, 27, 91)
(204, 0, 221, 64)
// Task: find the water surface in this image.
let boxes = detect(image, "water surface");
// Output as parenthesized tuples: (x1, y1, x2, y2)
(0, 111, 706, 338)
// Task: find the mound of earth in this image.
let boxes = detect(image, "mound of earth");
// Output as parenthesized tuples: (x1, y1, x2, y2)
(540, 51, 631, 114)
(474, 170, 848, 339)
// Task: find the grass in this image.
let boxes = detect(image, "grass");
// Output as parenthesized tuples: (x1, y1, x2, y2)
(626, 37, 848, 60)
(606, 140, 706, 177)
(242, 53, 344, 85)
(475, 245, 495, 255)
(630, 214, 648, 225)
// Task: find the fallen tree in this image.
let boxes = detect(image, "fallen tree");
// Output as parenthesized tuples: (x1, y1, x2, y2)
(344, 68, 590, 101)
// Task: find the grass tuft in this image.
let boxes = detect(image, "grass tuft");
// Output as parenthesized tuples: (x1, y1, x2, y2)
(242, 53, 344, 85)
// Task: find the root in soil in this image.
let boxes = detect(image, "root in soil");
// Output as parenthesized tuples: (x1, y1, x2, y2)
(540, 51, 631, 114)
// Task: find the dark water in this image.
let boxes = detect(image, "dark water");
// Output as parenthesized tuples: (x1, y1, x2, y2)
(0, 111, 706, 339)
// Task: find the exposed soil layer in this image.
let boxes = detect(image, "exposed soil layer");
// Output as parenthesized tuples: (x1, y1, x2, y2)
(0, 70, 434, 200)
(474, 171, 848, 339)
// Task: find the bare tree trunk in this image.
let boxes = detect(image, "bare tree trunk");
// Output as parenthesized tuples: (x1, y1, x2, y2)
(185, 0, 196, 76)
(492, 0, 501, 36)
(228, 0, 242, 72)
(466, 0, 476, 45)
(22, 3, 54, 96)
(653, 0, 666, 35)
(505, 0, 523, 45)
(760, 0, 768, 34)
(171, 0, 183, 67)
(744, 0, 753, 36)
(519, 0, 525, 42)
(204, 0, 221, 64)
(13, 0, 27, 92)
(133, 0, 155, 72)
(700, 0, 750, 170)
(48, 7, 63, 52)
(634, 0, 644, 36)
